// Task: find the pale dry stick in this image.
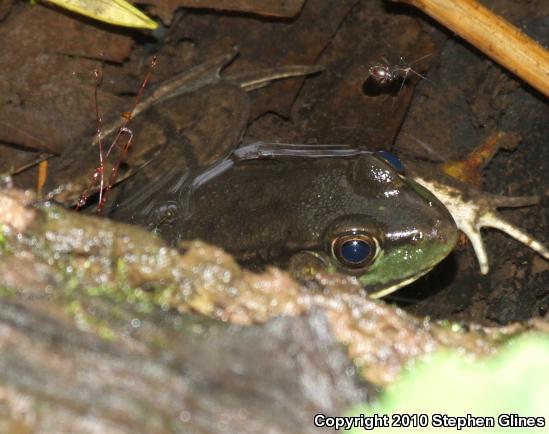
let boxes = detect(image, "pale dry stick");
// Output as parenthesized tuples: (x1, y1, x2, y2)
(390, 0, 549, 97)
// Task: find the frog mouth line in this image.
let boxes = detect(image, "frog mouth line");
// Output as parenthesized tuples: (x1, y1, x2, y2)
(367, 267, 434, 299)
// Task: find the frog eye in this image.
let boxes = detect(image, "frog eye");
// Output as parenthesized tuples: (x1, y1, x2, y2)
(331, 232, 379, 269)
(376, 150, 405, 173)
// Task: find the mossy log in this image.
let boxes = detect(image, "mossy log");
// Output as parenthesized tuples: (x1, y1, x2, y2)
(0, 189, 544, 433)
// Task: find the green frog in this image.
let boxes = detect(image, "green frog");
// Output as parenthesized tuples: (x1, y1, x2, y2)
(108, 142, 548, 299)
(109, 145, 458, 297)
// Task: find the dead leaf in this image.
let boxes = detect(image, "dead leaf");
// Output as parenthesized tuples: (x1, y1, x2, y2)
(141, 0, 306, 24)
(0, 3, 129, 166)
(0, 119, 57, 154)
(0, 0, 13, 21)
(34, 3, 133, 61)
(171, 0, 357, 118)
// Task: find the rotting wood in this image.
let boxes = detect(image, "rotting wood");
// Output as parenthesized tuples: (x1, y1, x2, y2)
(0, 188, 545, 387)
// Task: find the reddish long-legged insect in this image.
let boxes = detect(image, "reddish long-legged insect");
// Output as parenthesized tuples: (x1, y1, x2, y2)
(76, 56, 158, 214)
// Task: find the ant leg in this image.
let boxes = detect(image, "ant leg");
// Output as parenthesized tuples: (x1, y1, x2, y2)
(395, 68, 410, 97)
(409, 68, 427, 80)
(408, 53, 433, 67)
(407, 68, 428, 80)
(399, 53, 432, 80)
(392, 66, 424, 104)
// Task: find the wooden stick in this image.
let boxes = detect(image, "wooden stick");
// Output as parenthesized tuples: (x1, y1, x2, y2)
(390, 0, 549, 97)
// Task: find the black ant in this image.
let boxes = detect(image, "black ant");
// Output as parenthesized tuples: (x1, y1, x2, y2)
(363, 53, 431, 97)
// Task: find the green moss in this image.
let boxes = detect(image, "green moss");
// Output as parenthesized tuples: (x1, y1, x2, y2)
(0, 226, 8, 253)
(115, 258, 129, 287)
(65, 299, 117, 341)
(0, 286, 21, 298)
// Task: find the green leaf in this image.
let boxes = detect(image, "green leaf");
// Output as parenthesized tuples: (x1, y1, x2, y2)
(346, 334, 549, 433)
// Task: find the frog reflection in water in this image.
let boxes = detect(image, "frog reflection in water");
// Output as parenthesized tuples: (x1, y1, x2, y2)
(109, 142, 548, 299)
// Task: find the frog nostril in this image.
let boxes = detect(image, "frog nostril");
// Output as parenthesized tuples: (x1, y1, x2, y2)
(411, 231, 424, 243)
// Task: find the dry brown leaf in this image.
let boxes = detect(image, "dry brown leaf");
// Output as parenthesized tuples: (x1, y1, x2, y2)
(0, 119, 57, 154)
(33, 3, 133, 61)
(171, 0, 356, 117)
(141, 0, 306, 24)
(0, 0, 13, 21)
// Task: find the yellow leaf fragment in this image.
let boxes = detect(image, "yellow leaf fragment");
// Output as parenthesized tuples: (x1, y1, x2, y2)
(45, 0, 157, 29)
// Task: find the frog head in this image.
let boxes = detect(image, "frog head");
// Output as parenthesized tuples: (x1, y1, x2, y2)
(283, 152, 459, 297)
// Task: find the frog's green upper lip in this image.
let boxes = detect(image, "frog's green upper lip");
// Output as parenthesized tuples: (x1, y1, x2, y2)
(356, 180, 459, 297)
(356, 230, 457, 291)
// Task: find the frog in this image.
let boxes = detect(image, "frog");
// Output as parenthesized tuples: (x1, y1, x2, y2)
(109, 144, 459, 297)
(108, 141, 548, 299)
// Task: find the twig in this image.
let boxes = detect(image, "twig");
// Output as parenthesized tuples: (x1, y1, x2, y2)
(390, 0, 549, 97)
